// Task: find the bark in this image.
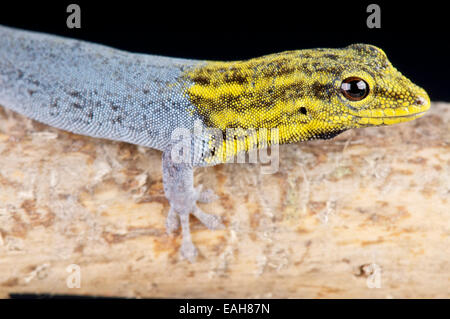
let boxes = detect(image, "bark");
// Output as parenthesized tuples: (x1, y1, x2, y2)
(0, 102, 448, 298)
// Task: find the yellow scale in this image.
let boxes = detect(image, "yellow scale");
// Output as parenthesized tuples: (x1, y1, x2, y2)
(182, 44, 430, 163)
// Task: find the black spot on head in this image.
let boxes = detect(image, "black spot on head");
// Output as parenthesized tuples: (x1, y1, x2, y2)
(27, 89, 36, 96)
(301, 62, 313, 76)
(279, 82, 306, 101)
(311, 81, 334, 100)
(323, 54, 338, 61)
(143, 89, 150, 95)
(110, 103, 119, 111)
(224, 71, 247, 84)
(300, 53, 313, 59)
(72, 103, 83, 109)
(312, 62, 321, 70)
(192, 75, 211, 86)
(259, 58, 298, 78)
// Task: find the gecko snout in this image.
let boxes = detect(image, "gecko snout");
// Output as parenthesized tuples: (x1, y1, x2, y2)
(415, 96, 426, 106)
(413, 90, 431, 112)
(414, 95, 430, 110)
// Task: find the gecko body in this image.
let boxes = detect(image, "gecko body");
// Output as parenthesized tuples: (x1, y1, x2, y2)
(0, 25, 430, 261)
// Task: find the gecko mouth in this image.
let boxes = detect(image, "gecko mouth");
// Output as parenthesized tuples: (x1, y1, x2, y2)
(352, 95, 430, 125)
(355, 111, 427, 126)
(364, 111, 427, 119)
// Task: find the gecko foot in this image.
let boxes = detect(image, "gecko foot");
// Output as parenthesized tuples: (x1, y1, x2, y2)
(162, 148, 224, 262)
(195, 185, 219, 204)
(177, 208, 224, 262)
(166, 207, 180, 234)
(192, 206, 224, 230)
(165, 197, 224, 262)
(166, 185, 222, 235)
(179, 213, 198, 262)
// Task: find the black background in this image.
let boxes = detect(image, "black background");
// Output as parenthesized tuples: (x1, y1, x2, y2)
(2, 298, 448, 314)
(0, 0, 449, 303)
(0, 0, 448, 101)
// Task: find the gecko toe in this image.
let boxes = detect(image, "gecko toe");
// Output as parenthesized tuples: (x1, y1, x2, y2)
(165, 207, 180, 234)
(180, 238, 198, 262)
(195, 185, 219, 203)
(193, 206, 225, 230)
(198, 189, 219, 203)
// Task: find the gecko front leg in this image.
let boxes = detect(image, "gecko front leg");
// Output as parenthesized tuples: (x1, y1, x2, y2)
(162, 147, 224, 262)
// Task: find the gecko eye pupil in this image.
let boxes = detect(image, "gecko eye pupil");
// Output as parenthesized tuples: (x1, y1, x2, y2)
(341, 77, 369, 101)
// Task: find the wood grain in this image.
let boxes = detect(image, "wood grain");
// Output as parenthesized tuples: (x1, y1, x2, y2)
(0, 102, 448, 298)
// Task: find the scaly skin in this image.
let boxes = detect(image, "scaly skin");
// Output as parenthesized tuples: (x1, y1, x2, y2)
(0, 26, 430, 262)
(183, 44, 430, 163)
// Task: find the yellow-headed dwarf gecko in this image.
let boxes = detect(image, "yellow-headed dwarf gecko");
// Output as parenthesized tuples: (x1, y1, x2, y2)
(0, 25, 430, 261)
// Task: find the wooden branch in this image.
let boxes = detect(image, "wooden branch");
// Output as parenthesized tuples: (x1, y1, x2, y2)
(0, 102, 448, 298)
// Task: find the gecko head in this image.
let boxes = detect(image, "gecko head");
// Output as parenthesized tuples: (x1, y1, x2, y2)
(318, 43, 430, 130)
(184, 43, 430, 145)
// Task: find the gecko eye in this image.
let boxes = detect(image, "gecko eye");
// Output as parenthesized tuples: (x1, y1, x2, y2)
(341, 77, 369, 101)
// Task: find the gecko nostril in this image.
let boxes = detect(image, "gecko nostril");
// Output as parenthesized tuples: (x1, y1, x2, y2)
(415, 96, 426, 105)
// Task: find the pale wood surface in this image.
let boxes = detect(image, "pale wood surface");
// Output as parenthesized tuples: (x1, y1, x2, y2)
(0, 102, 448, 298)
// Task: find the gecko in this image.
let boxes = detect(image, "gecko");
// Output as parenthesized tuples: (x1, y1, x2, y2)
(0, 25, 430, 261)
